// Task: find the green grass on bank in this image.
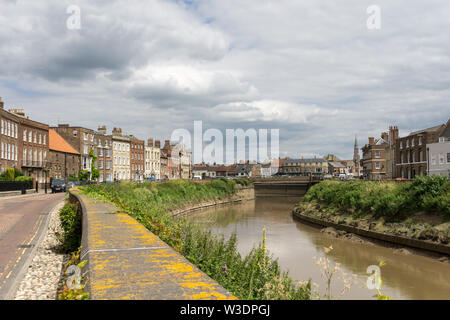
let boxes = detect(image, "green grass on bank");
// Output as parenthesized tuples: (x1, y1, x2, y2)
(81, 179, 311, 300)
(302, 176, 450, 218)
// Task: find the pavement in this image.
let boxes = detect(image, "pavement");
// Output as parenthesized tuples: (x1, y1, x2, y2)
(71, 189, 236, 300)
(0, 192, 65, 299)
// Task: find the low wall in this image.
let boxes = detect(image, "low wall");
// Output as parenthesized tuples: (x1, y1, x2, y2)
(0, 189, 38, 197)
(292, 211, 450, 255)
(69, 188, 236, 300)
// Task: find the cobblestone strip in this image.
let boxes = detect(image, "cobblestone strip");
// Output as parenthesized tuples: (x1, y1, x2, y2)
(13, 201, 68, 300)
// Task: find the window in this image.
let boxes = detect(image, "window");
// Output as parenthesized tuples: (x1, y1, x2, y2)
(431, 155, 436, 165)
(419, 137, 422, 145)
(447, 153, 450, 164)
(439, 153, 445, 165)
(43, 134, 46, 145)
(406, 139, 409, 148)
(23, 129, 27, 141)
(28, 131, 32, 142)
(38, 134, 41, 144)
(375, 162, 380, 169)
(84, 132, 88, 141)
(439, 137, 445, 143)
(1, 120, 3, 135)
(73, 130, 77, 137)
(375, 151, 381, 158)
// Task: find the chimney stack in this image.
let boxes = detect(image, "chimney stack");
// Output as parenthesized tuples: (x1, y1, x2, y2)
(98, 125, 107, 134)
(155, 140, 161, 148)
(9, 109, 25, 117)
(164, 140, 170, 149)
(381, 132, 388, 141)
(112, 127, 122, 135)
(147, 138, 154, 147)
(369, 137, 375, 144)
(0, 97, 3, 109)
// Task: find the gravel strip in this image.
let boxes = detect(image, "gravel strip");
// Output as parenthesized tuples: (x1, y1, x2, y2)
(13, 201, 69, 300)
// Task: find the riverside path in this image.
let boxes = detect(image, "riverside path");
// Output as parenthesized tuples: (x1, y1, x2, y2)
(0, 193, 65, 299)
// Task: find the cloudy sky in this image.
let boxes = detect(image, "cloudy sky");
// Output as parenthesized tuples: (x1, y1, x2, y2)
(1, 0, 449, 161)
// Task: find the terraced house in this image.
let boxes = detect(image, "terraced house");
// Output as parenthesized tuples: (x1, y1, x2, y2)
(282, 157, 328, 175)
(426, 119, 450, 178)
(0, 98, 20, 174)
(396, 123, 445, 179)
(94, 126, 113, 182)
(129, 136, 145, 181)
(112, 127, 130, 181)
(48, 129, 80, 179)
(145, 138, 161, 180)
(52, 124, 101, 180)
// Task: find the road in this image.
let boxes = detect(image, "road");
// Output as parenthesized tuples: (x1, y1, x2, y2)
(0, 193, 65, 299)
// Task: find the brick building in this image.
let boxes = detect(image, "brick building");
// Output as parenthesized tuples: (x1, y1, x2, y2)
(361, 134, 390, 180)
(282, 157, 328, 175)
(395, 123, 445, 179)
(5, 108, 49, 187)
(0, 98, 20, 174)
(48, 129, 80, 179)
(94, 126, 113, 182)
(129, 136, 145, 181)
(52, 124, 113, 181)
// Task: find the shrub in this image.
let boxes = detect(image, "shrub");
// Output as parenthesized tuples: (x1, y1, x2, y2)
(57, 203, 82, 253)
(15, 175, 32, 182)
(303, 176, 450, 217)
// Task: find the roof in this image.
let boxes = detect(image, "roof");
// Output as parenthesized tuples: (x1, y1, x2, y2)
(49, 129, 80, 155)
(284, 158, 326, 164)
(328, 161, 345, 168)
(408, 124, 444, 136)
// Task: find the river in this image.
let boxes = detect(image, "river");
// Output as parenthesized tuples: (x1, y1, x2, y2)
(188, 196, 450, 300)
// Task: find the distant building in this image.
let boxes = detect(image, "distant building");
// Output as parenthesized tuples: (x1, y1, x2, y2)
(129, 136, 145, 181)
(48, 129, 80, 179)
(192, 164, 208, 178)
(1, 99, 50, 187)
(427, 119, 450, 177)
(282, 157, 328, 175)
(361, 134, 390, 180)
(395, 123, 445, 179)
(145, 138, 161, 180)
(52, 124, 112, 182)
(112, 127, 130, 181)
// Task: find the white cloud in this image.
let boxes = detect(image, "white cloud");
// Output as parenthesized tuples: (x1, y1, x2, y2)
(0, 0, 449, 160)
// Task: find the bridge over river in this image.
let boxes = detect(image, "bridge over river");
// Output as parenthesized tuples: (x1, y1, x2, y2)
(252, 176, 321, 197)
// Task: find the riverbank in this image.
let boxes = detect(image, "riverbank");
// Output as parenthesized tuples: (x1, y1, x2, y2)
(81, 179, 311, 300)
(293, 177, 450, 256)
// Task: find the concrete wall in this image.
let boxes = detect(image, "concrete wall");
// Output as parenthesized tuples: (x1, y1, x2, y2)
(69, 188, 236, 300)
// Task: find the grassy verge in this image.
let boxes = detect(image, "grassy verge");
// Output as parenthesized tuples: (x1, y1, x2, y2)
(295, 176, 450, 244)
(81, 179, 311, 300)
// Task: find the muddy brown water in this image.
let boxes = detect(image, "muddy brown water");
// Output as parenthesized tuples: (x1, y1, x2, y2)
(188, 197, 450, 300)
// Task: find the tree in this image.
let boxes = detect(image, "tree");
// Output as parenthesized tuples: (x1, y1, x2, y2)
(89, 149, 99, 181)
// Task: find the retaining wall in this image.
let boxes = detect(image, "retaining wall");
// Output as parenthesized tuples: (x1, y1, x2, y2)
(292, 210, 450, 255)
(69, 188, 237, 300)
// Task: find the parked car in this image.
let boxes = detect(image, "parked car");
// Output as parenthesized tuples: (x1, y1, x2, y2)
(66, 181, 76, 189)
(51, 179, 66, 193)
(323, 174, 332, 180)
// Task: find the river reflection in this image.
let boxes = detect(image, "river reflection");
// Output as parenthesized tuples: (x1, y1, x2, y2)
(188, 197, 450, 300)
